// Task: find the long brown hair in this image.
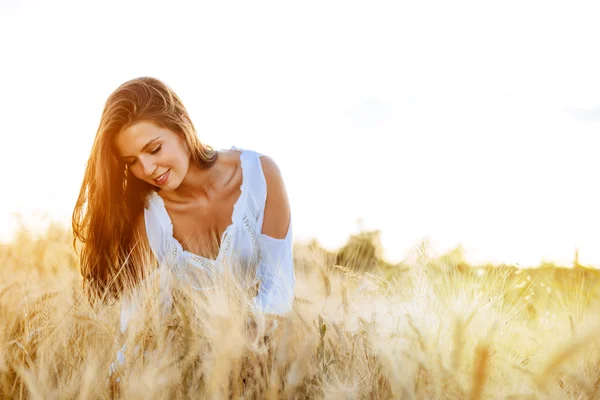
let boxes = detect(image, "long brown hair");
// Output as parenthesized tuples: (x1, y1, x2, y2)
(72, 77, 217, 305)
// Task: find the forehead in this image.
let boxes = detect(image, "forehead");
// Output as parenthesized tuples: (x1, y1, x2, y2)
(114, 121, 172, 156)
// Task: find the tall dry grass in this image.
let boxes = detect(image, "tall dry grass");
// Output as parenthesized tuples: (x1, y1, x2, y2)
(1, 222, 600, 399)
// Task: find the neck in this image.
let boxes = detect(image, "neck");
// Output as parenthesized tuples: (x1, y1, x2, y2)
(165, 162, 217, 202)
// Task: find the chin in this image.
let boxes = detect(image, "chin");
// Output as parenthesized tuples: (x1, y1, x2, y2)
(157, 178, 180, 192)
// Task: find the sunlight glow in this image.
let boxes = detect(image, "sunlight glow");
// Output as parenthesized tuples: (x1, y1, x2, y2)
(1, 1, 599, 268)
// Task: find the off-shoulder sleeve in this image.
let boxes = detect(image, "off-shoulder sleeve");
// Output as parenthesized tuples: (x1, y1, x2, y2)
(144, 192, 174, 265)
(239, 149, 296, 314)
(253, 223, 295, 315)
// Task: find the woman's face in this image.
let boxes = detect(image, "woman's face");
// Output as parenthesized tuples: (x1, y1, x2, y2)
(114, 121, 190, 190)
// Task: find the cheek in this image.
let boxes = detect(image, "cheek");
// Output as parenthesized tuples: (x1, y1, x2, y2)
(166, 151, 188, 172)
(176, 155, 190, 173)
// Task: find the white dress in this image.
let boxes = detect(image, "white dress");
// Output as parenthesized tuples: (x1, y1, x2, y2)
(111, 146, 295, 375)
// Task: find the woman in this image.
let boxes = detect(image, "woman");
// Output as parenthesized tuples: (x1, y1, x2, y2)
(72, 77, 295, 374)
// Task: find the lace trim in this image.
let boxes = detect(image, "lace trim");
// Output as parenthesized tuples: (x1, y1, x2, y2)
(242, 212, 260, 263)
(145, 147, 263, 279)
(147, 147, 249, 265)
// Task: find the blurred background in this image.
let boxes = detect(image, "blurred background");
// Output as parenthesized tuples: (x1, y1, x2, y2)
(1, 0, 599, 268)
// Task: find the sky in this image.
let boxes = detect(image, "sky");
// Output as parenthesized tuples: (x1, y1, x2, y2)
(1, 0, 600, 267)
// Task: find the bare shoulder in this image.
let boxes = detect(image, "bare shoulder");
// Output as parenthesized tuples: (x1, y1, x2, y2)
(259, 154, 291, 238)
(259, 154, 281, 176)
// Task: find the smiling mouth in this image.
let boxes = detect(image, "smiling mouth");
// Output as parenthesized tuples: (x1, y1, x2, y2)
(153, 170, 170, 185)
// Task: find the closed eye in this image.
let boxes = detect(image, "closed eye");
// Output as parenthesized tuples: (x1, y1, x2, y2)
(150, 145, 162, 154)
(123, 144, 161, 166)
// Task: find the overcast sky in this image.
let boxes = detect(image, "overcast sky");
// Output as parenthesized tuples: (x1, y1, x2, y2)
(1, 0, 600, 267)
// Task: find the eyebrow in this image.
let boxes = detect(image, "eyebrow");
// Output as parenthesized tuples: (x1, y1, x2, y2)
(121, 136, 161, 159)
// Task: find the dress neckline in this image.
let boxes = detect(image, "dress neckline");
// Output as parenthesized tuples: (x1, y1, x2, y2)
(151, 147, 246, 263)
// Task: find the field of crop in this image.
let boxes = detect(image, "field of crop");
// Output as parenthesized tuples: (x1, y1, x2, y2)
(2, 223, 600, 399)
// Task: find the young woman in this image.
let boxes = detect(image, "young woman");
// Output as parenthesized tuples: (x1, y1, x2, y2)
(72, 76, 295, 328)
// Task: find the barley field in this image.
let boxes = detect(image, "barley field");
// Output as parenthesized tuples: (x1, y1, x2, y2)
(2, 222, 600, 399)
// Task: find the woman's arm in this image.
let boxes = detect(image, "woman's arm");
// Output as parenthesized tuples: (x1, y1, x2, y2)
(260, 156, 291, 239)
(254, 156, 295, 315)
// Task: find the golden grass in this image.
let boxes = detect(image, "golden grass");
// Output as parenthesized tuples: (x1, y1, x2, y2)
(1, 223, 600, 399)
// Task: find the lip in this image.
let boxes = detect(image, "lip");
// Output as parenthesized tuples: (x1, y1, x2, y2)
(153, 170, 170, 186)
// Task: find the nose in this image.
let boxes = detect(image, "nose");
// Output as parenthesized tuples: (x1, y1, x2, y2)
(139, 157, 156, 177)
